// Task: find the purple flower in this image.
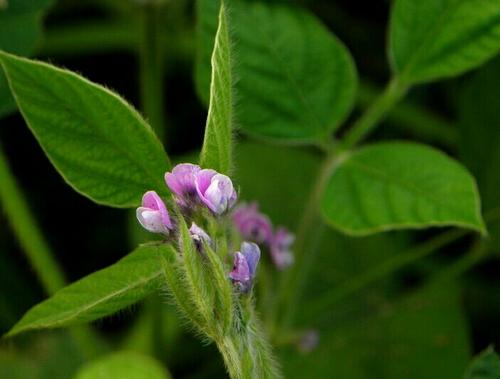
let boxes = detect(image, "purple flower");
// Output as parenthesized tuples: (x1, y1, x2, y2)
(229, 242, 260, 292)
(189, 222, 212, 249)
(136, 191, 173, 235)
(270, 227, 294, 270)
(165, 163, 201, 206)
(232, 203, 273, 244)
(195, 169, 237, 215)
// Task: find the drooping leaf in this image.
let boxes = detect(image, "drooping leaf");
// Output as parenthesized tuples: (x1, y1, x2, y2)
(464, 346, 500, 379)
(321, 142, 485, 235)
(459, 57, 500, 252)
(75, 351, 171, 379)
(199, 1, 233, 174)
(196, 0, 357, 143)
(0, 0, 54, 117)
(389, 0, 500, 84)
(5, 244, 165, 337)
(0, 52, 169, 207)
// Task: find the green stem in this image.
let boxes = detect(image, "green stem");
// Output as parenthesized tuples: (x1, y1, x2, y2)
(0, 142, 105, 357)
(0, 143, 65, 294)
(357, 82, 458, 148)
(272, 150, 346, 334)
(304, 228, 468, 318)
(216, 335, 245, 379)
(342, 77, 409, 149)
(139, 3, 166, 141)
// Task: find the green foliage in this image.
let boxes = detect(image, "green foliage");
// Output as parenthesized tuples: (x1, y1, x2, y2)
(0, 0, 53, 116)
(196, 0, 357, 143)
(75, 351, 171, 379)
(464, 346, 500, 379)
(459, 57, 500, 251)
(321, 142, 485, 235)
(389, 0, 500, 84)
(199, 1, 233, 174)
(5, 244, 165, 337)
(284, 282, 470, 378)
(0, 51, 169, 208)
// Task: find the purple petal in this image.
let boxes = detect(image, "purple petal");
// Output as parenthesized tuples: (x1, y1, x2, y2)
(270, 227, 294, 269)
(232, 203, 273, 244)
(198, 173, 235, 214)
(195, 169, 217, 195)
(136, 207, 169, 234)
(141, 191, 172, 229)
(240, 242, 260, 278)
(229, 251, 250, 282)
(165, 163, 200, 197)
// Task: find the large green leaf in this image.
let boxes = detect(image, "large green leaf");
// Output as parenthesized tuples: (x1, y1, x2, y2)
(464, 346, 500, 379)
(389, 0, 500, 84)
(321, 142, 485, 235)
(5, 244, 165, 337)
(0, 52, 169, 207)
(75, 351, 171, 379)
(199, 1, 233, 174)
(459, 57, 500, 251)
(0, 0, 53, 117)
(196, 0, 357, 143)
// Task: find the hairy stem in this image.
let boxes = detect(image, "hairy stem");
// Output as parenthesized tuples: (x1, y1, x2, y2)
(342, 77, 409, 149)
(139, 3, 166, 141)
(0, 142, 65, 294)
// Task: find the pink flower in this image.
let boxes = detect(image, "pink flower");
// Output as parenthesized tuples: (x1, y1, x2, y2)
(165, 163, 201, 206)
(229, 242, 260, 292)
(232, 203, 273, 244)
(195, 169, 237, 215)
(270, 227, 294, 270)
(136, 191, 173, 235)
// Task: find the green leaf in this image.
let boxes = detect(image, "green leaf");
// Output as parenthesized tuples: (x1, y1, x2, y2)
(459, 58, 500, 252)
(199, 1, 233, 174)
(5, 244, 165, 337)
(196, 0, 357, 143)
(75, 351, 171, 379)
(464, 346, 500, 379)
(0, 0, 53, 117)
(0, 52, 169, 207)
(321, 142, 485, 235)
(389, 0, 500, 84)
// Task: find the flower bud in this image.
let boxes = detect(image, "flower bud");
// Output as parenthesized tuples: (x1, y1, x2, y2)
(270, 228, 294, 269)
(195, 169, 237, 215)
(229, 242, 260, 292)
(189, 222, 213, 250)
(136, 191, 173, 234)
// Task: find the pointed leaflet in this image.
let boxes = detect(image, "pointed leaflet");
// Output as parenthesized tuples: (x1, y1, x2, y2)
(321, 142, 485, 236)
(464, 346, 500, 379)
(199, 1, 233, 174)
(75, 351, 171, 379)
(0, 52, 169, 207)
(389, 0, 500, 84)
(5, 244, 165, 337)
(196, 0, 357, 143)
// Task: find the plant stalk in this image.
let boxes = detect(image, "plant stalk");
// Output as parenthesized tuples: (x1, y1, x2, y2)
(342, 77, 408, 149)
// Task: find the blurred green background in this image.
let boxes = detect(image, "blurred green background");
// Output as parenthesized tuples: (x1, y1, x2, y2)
(1, 0, 499, 378)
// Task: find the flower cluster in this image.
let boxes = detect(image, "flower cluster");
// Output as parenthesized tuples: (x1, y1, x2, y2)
(136, 163, 295, 293)
(232, 203, 294, 270)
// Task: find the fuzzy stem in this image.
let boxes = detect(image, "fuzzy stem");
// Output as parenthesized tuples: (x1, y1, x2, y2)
(216, 335, 245, 379)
